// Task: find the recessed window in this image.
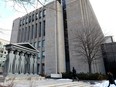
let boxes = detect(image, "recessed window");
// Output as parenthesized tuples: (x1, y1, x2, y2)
(26, 17, 28, 24)
(43, 9, 46, 17)
(22, 28, 24, 42)
(38, 41, 41, 48)
(35, 23, 37, 38)
(34, 42, 37, 48)
(39, 22, 41, 37)
(28, 26, 30, 40)
(29, 16, 31, 23)
(31, 25, 34, 39)
(23, 19, 25, 25)
(43, 21, 45, 36)
(39, 11, 42, 18)
(36, 13, 38, 20)
(24, 27, 27, 41)
(32, 14, 34, 21)
(20, 20, 22, 26)
(38, 53, 40, 59)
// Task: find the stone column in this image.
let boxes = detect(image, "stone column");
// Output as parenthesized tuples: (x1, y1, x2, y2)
(14, 51, 20, 74)
(34, 55, 37, 74)
(30, 54, 34, 74)
(57, 1, 66, 73)
(25, 53, 29, 74)
(20, 52, 25, 74)
(8, 50, 15, 74)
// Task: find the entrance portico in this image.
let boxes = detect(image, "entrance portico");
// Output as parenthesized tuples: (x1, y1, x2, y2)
(4, 43, 39, 76)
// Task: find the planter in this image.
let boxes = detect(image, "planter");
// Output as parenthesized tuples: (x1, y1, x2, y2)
(51, 74, 62, 79)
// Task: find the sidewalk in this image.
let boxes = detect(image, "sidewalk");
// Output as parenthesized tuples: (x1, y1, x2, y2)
(13, 80, 93, 87)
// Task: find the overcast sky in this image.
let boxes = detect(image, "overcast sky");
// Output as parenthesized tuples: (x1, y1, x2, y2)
(0, 0, 116, 41)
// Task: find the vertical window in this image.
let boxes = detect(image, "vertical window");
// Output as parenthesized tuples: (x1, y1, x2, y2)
(28, 26, 30, 40)
(29, 16, 31, 23)
(20, 20, 22, 26)
(35, 23, 37, 38)
(43, 9, 46, 17)
(31, 25, 34, 39)
(38, 41, 41, 48)
(38, 53, 40, 59)
(43, 21, 45, 36)
(22, 28, 24, 42)
(32, 14, 34, 21)
(35, 42, 37, 48)
(23, 19, 25, 25)
(33, 42, 35, 47)
(24, 27, 27, 41)
(26, 17, 28, 24)
(39, 22, 41, 37)
(42, 40, 45, 47)
(42, 63, 45, 73)
(39, 11, 42, 18)
(36, 13, 38, 20)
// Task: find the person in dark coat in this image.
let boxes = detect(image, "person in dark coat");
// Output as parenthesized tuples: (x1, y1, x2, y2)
(72, 67, 79, 82)
(107, 72, 116, 87)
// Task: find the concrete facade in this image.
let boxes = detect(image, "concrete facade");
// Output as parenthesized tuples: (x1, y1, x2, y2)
(10, 0, 105, 75)
(66, 0, 105, 73)
(10, 18, 20, 43)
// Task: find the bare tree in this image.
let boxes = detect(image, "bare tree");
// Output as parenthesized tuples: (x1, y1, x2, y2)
(74, 24, 104, 73)
(3, 0, 46, 13)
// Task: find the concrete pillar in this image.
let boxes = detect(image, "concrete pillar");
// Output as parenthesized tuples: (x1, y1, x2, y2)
(30, 54, 34, 74)
(20, 53, 25, 74)
(8, 50, 15, 74)
(14, 51, 20, 74)
(34, 55, 37, 74)
(25, 53, 29, 74)
(57, 1, 66, 73)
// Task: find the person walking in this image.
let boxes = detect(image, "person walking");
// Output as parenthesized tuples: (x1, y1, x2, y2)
(107, 72, 116, 87)
(72, 67, 79, 82)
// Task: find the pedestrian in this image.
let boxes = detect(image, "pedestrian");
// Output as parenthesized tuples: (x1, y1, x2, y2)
(107, 72, 116, 87)
(72, 67, 79, 82)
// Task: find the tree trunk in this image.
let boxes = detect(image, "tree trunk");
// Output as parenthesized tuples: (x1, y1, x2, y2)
(88, 62, 92, 73)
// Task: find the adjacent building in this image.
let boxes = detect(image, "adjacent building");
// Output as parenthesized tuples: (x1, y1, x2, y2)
(10, 0, 105, 75)
(0, 38, 9, 73)
(101, 37, 116, 77)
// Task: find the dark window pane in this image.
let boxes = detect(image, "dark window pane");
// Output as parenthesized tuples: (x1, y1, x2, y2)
(29, 16, 31, 23)
(43, 21, 45, 36)
(36, 13, 38, 20)
(43, 10, 46, 17)
(31, 25, 34, 39)
(32, 14, 34, 21)
(28, 26, 30, 40)
(39, 22, 41, 37)
(35, 23, 37, 38)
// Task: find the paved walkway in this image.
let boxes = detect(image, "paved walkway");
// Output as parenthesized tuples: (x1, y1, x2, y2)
(13, 80, 93, 87)
(0, 77, 95, 87)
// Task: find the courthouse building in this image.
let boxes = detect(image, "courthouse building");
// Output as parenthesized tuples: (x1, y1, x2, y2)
(10, 0, 105, 75)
